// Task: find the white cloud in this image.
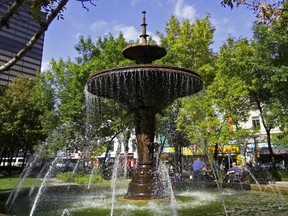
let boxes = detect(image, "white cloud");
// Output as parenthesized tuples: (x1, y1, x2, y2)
(112, 24, 161, 44)
(211, 17, 237, 37)
(113, 25, 140, 41)
(211, 17, 230, 32)
(41, 60, 51, 72)
(173, 0, 197, 20)
(149, 32, 161, 44)
(131, 0, 140, 5)
(89, 20, 108, 33)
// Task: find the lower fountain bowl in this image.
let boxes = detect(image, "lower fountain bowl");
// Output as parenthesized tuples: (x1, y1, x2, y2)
(86, 64, 203, 111)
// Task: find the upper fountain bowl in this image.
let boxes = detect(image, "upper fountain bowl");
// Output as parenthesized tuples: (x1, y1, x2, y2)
(122, 44, 166, 64)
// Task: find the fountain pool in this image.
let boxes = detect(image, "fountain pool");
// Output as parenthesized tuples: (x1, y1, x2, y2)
(1, 183, 288, 216)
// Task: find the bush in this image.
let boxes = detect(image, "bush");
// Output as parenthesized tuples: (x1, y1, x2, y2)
(269, 170, 288, 181)
(56, 171, 74, 182)
(56, 170, 107, 184)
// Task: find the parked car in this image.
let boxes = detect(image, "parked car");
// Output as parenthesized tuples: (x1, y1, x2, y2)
(275, 163, 286, 170)
(0, 157, 26, 167)
(55, 159, 75, 172)
(260, 163, 272, 170)
(259, 163, 286, 170)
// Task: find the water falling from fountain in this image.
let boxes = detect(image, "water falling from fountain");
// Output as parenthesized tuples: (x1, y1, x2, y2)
(87, 165, 95, 190)
(205, 154, 229, 216)
(110, 152, 121, 216)
(28, 162, 49, 197)
(160, 161, 178, 216)
(29, 157, 58, 216)
(61, 208, 71, 216)
(5, 145, 46, 210)
(67, 159, 80, 192)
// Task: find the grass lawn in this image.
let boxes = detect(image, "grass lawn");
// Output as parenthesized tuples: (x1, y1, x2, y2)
(0, 177, 42, 191)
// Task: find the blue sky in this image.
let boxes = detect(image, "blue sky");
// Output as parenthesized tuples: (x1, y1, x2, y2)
(41, 0, 256, 70)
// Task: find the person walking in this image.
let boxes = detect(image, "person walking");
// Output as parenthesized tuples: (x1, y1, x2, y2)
(192, 157, 203, 183)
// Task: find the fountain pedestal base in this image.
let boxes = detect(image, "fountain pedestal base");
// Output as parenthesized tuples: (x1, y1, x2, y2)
(125, 164, 165, 199)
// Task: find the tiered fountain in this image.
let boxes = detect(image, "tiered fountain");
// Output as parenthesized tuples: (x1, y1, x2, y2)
(86, 11, 203, 199)
(2, 12, 288, 216)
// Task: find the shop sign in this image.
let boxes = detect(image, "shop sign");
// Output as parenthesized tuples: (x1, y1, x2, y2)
(208, 145, 239, 154)
(182, 146, 204, 155)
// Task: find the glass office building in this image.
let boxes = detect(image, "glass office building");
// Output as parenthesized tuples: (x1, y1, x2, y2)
(0, 2, 45, 87)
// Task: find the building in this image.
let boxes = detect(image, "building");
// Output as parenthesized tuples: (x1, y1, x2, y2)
(240, 110, 282, 143)
(0, 2, 45, 88)
(242, 110, 288, 166)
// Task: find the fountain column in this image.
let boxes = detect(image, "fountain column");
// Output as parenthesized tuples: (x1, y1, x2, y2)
(126, 109, 161, 199)
(135, 109, 155, 165)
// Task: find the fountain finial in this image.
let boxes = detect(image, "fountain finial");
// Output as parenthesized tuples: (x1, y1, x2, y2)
(140, 11, 149, 44)
(122, 11, 166, 64)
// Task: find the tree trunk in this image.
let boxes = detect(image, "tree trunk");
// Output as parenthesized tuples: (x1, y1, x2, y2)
(255, 100, 275, 167)
(214, 143, 218, 164)
(266, 129, 275, 167)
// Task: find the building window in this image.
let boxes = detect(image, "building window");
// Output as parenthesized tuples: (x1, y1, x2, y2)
(252, 117, 260, 129)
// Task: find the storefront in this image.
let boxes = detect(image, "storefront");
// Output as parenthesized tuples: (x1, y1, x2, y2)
(181, 144, 241, 171)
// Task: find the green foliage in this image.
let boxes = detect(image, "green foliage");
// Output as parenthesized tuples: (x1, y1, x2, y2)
(156, 15, 217, 161)
(56, 170, 107, 184)
(251, 18, 288, 134)
(46, 59, 89, 124)
(41, 32, 136, 156)
(76, 33, 133, 68)
(0, 76, 52, 156)
(156, 15, 216, 86)
(176, 93, 210, 145)
(174, 6, 288, 164)
(205, 37, 255, 148)
(269, 170, 288, 181)
(33, 71, 59, 134)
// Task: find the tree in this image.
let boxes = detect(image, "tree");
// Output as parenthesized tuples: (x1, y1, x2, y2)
(46, 33, 132, 124)
(155, 15, 216, 169)
(248, 12, 288, 164)
(42, 33, 135, 159)
(221, 0, 287, 25)
(0, 75, 53, 170)
(156, 15, 216, 86)
(157, 100, 191, 173)
(211, 6, 288, 165)
(205, 37, 259, 166)
(75, 33, 132, 67)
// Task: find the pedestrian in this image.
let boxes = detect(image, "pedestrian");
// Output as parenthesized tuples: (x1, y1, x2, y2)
(227, 162, 241, 175)
(226, 162, 241, 183)
(192, 157, 203, 183)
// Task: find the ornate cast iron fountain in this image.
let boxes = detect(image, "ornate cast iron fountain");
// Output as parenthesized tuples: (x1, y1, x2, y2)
(86, 11, 203, 199)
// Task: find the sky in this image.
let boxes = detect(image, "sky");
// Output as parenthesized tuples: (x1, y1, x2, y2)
(41, 0, 256, 71)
